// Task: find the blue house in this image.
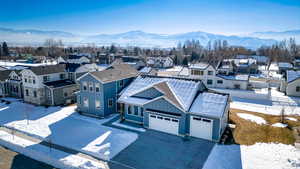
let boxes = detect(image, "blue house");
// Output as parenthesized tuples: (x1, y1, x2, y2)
(118, 75, 230, 142)
(76, 64, 139, 117)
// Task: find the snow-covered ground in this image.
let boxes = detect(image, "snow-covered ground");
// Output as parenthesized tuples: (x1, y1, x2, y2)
(0, 99, 138, 160)
(0, 61, 57, 69)
(0, 130, 107, 169)
(237, 113, 267, 125)
(203, 143, 300, 169)
(271, 123, 288, 128)
(231, 88, 300, 116)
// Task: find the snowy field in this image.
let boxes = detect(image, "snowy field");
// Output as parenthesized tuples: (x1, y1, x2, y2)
(203, 143, 300, 169)
(0, 130, 108, 169)
(0, 61, 57, 68)
(237, 113, 267, 125)
(0, 99, 138, 160)
(230, 88, 300, 116)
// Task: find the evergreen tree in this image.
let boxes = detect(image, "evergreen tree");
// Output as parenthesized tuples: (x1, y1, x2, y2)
(2, 42, 9, 56)
(182, 57, 188, 66)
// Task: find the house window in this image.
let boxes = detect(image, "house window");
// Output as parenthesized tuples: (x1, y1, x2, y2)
(95, 100, 100, 109)
(207, 79, 213, 85)
(33, 91, 37, 98)
(24, 78, 27, 83)
(141, 108, 144, 117)
(64, 92, 68, 97)
(108, 99, 113, 107)
(127, 105, 132, 114)
(28, 76, 32, 83)
(208, 71, 213, 75)
(47, 90, 51, 99)
(32, 77, 36, 84)
(119, 80, 124, 87)
(217, 80, 223, 84)
(43, 76, 49, 82)
(95, 83, 100, 92)
(60, 73, 65, 79)
(234, 84, 241, 89)
(134, 106, 139, 116)
(296, 86, 300, 92)
(191, 69, 204, 76)
(89, 82, 93, 92)
(83, 82, 87, 91)
(25, 89, 29, 96)
(83, 97, 89, 107)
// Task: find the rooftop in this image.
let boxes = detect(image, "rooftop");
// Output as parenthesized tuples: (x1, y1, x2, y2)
(43, 79, 76, 88)
(286, 70, 300, 83)
(118, 75, 205, 111)
(28, 64, 66, 75)
(189, 62, 210, 70)
(90, 64, 139, 83)
(189, 92, 228, 118)
(217, 74, 249, 81)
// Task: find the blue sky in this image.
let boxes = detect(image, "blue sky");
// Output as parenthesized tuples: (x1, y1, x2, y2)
(1, 0, 300, 35)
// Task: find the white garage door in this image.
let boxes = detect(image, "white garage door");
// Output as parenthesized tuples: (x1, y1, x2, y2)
(149, 113, 179, 135)
(190, 116, 213, 140)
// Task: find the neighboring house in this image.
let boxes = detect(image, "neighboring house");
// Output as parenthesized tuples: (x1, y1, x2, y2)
(65, 55, 91, 64)
(65, 63, 107, 82)
(236, 55, 269, 65)
(139, 67, 157, 76)
(147, 57, 174, 68)
(0, 70, 23, 98)
(293, 57, 300, 70)
(189, 63, 217, 87)
(0, 70, 12, 97)
(280, 70, 300, 97)
(6, 70, 23, 98)
(188, 62, 249, 90)
(20, 64, 78, 105)
(76, 64, 139, 117)
(217, 58, 258, 74)
(278, 62, 293, 74)
(118, 75, 230, 142)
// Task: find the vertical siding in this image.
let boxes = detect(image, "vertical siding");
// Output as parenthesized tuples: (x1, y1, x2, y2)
(77, 74, 105, 117)
(103, 81, 117, 116)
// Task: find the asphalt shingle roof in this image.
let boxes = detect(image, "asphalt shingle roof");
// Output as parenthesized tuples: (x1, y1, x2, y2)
(29, 64, 66, 75)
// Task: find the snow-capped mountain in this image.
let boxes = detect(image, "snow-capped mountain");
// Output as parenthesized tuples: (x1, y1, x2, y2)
(247, 30, 300, 42)
(1, 27, 299, 48)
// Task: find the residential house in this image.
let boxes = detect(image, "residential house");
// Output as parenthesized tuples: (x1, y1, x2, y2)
(59, 55, 91, 64)
(147, 57, 174, 68)
(64, 63, 107, 82)
(76, 64, 139, 117)
(0, 70, 23, 98)
(118, 75, 229, 142)
(278, 62, 293, 75)
(20, 64, 78, 105)
(139, 67, 157, 76)
(189, 62, 249, 90)
(293, 57, 300, 70)
(280, 70, 300, 97)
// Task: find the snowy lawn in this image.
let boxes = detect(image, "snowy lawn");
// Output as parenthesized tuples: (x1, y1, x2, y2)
(272, 123, 288, 128)
(0, 130, 107, 169)
(203, 143, 300, 169)
(0, 99, 138, 160)
(237, 113, 267, 125)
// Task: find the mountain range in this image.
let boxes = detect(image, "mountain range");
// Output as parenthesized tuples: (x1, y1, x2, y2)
(0, 27, 299, 49)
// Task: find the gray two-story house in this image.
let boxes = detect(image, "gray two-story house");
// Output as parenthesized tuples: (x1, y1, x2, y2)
(20, 64, 78, 106)
(76, 64, 139, 117)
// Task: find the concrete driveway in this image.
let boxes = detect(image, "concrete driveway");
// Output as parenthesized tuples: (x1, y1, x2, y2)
(109, 130, 216, 169)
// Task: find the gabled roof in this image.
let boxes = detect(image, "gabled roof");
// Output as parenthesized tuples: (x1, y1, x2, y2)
(26, 64, 66, 75)
(0, 70, 13, 81)
(118, 75, 204, 111)
(189, 62, 214, 70)
(88, 64, 139, 83)
(286, 70, 300, 83)
(189, 92, 228, 118)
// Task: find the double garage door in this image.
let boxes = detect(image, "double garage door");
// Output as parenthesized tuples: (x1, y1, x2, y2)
(149, 113, 179, 135)
(190, 116, 213, 140)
